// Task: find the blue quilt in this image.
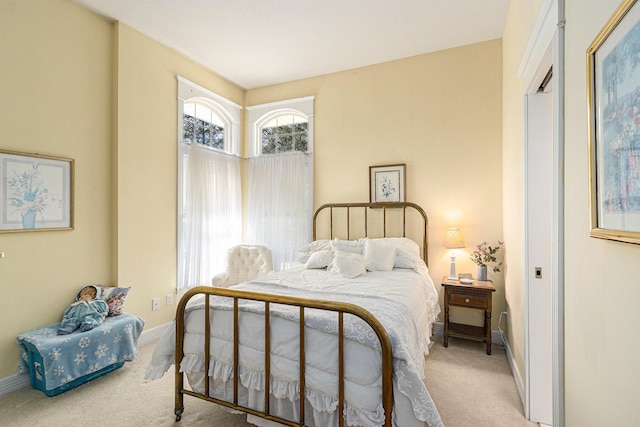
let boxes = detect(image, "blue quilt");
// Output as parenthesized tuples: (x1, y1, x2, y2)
(16, 313, 145, 391)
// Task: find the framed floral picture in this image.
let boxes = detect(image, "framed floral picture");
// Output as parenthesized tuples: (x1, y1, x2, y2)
(0, 149, 74, 232)
(369, 163, 405, 203)
(588, 0, 640, 244)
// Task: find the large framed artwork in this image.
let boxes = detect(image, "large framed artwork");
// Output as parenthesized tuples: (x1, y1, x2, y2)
(588, 0, 640, 244)
(369, 163, 405, 203)
(0, 149, 74, 232)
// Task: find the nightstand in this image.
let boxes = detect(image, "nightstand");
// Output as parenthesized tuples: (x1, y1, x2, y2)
(441, 276, 496, 355)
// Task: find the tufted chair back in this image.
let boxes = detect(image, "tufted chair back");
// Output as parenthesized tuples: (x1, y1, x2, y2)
(211, 245, 273, 287)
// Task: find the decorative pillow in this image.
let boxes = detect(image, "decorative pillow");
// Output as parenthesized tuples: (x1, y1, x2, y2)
(371, 237, 421, 269)
(99, 286, 131, 316)
(297, 240, 332, 254)
(364, 239, 397, 271)
(330, 252, 367, 278)
(330, 238, 365, 254)
(305, 250, 334, 269)
(394, 255, 417, 270)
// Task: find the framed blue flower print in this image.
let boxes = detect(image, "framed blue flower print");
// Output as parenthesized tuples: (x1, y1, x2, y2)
(588, 0, 640, 244)
(0, 149, 74, 232)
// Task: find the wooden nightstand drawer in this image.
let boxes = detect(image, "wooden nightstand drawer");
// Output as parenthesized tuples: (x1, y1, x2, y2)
(449, 293, 487, 309)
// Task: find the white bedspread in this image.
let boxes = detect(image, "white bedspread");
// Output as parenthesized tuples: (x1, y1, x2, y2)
(145, 261, 443, 427)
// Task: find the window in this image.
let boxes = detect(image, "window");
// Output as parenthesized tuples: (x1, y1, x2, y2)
(183, 101, 226, 150)
(260, 112, 308, 154)
(248, 96, 314, 157)
(177, 77, 242, 289)
(247, 97, 314, 270)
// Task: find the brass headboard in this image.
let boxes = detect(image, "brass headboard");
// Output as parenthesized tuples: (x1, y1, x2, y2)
(312, 202, 429, 266)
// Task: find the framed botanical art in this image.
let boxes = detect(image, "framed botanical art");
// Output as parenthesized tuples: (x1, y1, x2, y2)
(0, 149, 74, 232)
(588, 0, 640, 244)
(369, 163, 406, 203)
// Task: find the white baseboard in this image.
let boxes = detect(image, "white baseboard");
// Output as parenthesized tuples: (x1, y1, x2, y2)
(0, 321, 171, 397)
(431, 321, 505, 346)
(503, 333, 526, 413)
(0, 372, 30, 397)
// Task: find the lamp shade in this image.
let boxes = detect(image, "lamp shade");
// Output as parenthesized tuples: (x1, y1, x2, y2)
(445, 228, 466, 249)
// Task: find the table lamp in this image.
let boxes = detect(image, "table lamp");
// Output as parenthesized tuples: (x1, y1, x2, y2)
(445, 227, 466, 280)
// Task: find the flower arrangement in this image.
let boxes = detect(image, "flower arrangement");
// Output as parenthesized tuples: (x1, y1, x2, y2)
(7, 162, 51, 218)
(470, 241, 504, 273)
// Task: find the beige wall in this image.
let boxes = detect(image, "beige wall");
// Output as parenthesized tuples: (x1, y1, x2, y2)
(248, 40, 505, 329)
(501, 0, 546, 384)
(564, 0, 640, 425)
(0, 0, 114, 378)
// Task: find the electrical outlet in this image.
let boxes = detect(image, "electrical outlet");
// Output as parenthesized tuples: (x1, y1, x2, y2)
(166, 293, 173, 306)
(152, 298, 160, 311)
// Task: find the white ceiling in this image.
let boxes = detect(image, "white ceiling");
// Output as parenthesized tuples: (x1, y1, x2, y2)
(75, 0, 510, 90)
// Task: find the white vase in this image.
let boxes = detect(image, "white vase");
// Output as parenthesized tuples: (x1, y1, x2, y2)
(477, 265, 488, 281)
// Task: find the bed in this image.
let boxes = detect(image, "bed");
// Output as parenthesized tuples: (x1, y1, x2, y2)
(145, 202, 443, 427)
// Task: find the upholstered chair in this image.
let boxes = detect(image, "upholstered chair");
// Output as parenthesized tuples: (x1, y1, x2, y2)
(211, 245, 273, 287)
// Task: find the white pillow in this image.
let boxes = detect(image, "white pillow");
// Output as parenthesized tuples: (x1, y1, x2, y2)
(298, 240, 332, 254)
(330, 238, 365, 254)
(330, 253, 367, 278)
(394, 255, 417, 270)
(371, 237, 421, 269)
(305, 250, 333, 269)
(364, 239, 397, 271)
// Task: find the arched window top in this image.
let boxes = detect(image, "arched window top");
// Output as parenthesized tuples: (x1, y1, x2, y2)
(177, 76, 241, 155)
(183, 98, 229, 151)
(257, 108, 307, 127)
(248, 97, 314, 157)
(184, 100, 226, 128)
(257, 109, 309, 155)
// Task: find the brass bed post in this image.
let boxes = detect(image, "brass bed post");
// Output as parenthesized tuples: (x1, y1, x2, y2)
(330, 206, 334, 239)
(382, 206, 387, 237)
(402, 205, 407, 237)
(233, 298, 239, 406)
(346, 206, 350, 240)
(174, 292, 186, 421)
(338, 312, 345, 427)
(204, 294, 211, 397)
(299, 306, 306, 425)
(265, 302, 271, 416)
(364, 205, 368, 237)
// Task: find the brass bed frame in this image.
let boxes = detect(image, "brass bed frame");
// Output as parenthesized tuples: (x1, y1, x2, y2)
(174, 202, 429, 426)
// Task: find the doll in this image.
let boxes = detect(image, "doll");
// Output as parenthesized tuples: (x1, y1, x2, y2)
(57, 285, 109, 335)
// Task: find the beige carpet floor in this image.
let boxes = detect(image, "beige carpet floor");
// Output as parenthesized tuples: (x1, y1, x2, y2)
(0, 336, 537, 427)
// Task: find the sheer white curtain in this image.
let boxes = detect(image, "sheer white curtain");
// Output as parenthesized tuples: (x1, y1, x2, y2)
(247, 153, 310, 270)
(178, 145, 241, 289)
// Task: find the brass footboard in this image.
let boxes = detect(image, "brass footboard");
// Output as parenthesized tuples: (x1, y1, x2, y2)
(174, 285, 394, 427)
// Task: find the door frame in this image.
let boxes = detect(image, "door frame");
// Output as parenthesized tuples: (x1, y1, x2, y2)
(518, 0, 565, 426)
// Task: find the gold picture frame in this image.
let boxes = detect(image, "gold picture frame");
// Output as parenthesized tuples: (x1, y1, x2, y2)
(588, 0, 640, 244)
(369, 164, 406, 203)
(0, 149, 74, 232)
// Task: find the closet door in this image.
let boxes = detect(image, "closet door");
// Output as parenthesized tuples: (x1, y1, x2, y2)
(525, 87, 553, 426)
